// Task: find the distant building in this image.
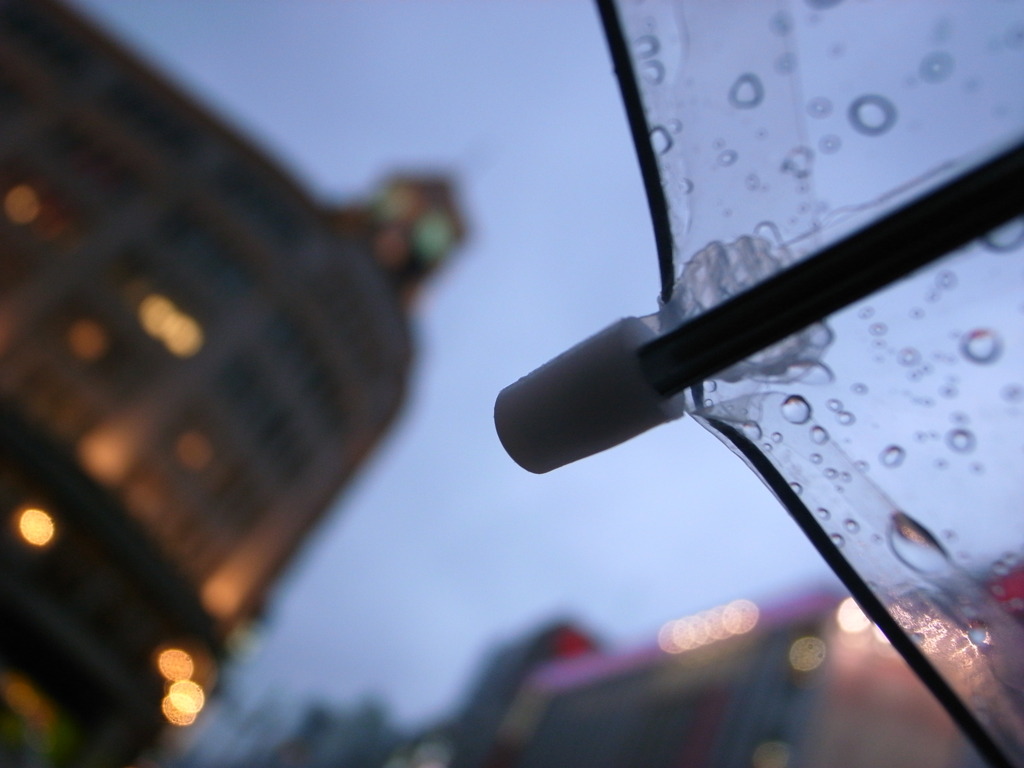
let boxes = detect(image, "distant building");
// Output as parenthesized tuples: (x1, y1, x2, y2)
(408, 593, 984, 768)
(0, 0, 463, 764)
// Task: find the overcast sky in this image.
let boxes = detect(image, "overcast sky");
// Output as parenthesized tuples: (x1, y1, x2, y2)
(67, 0, 837, 726)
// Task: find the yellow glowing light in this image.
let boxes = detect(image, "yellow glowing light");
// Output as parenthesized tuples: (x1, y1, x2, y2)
(789, 636, 827, 672)
(836, 597, 872, 634)
(167, 680, 204, 715)
(752, 740, 791, 768)
(156, 648, 194, 682)
(4, 184, 41, 224)
(16, 507, 55, 547)
(66, 318, 109, 361)
(161, 694, 198, 727)
(175, 430, 213, 471)
(659, 599, 760, 654)
(138, 293, 204, 357)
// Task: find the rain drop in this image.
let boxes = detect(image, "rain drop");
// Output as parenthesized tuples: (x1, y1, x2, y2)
(810, 453, 823, 464)
(810, 426, 829, 444)
(889, 511, 950, 573)
(790, 482, 803, 495)
(641, 59, 666, 85)
(728, 73, 765, 109)
(781, 395, 812, 424)
(898, 348, 921, 366)
(831, 533, 845, 548)
(844, 519, 860, 533)
(848, 94, 898, 136)
(946, 428, 977, 453)
(781, 146, 814, 179)
(819, 134, 842, 154)
(919, 51, 954, 83)
(967, 622, 990, 647)
(980, 217, 1024, 253)
(717, 149, 738, 166)
(815, 507, 831, 521)
(806, 97, 833, 118)
(869, 323, 887, 336)
(741, 421, 763, 441)
(650, 126, 674, 155)
(837, 411, 856, 425)
(771, 431, 783, 443)
(852, 383, 868, 395)
(827, 399, 843, 412)
(960, 329, 1002, 364)
(880, 445, 906, 467)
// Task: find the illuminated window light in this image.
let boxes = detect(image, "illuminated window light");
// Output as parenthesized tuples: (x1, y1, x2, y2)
(836, 597, 872, 634)
(789, 636, 827, 672)
(4, 184, 41, 224)
(66, 318, 110, 361)
(175, 430, 213, 471)
(167, 680, 204, 714)
(16, 507, 55, 548)
(138, 293, 204, 357)
(156, 647, 194, 682)
(161, 695, 197, 727)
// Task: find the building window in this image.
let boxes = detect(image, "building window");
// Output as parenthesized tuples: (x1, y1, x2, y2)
(217, 161, 301, 247)
(0, 3, 88, 80)
(160, 210, 253, 297)
(1, 170, 81, 248)
(103, 79, 199, 160)
(51, 123, 141, 200)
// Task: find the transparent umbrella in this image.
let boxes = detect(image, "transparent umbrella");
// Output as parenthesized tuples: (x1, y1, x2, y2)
(495, 2, 1024, 766)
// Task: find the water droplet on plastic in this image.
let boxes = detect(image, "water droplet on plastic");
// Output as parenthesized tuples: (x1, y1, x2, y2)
(781, 146, 814, 179)
(848, 94, 898, 136)
(831, 533, 845, 548)
(771, 431, 783, 443)
(980, 217, 1024, 253)
(717, 149, 738, 166)
(651, 125, 674, 155)
(880, 445, 906, 467)
(837, 411, 855, 425)
(641, 59, 666, 85)
(781, 395, 812, 424)
(824, 468, 838, 480)
(810, 453, 823, 464)
(815, 507, 831, 521)
(1001, 384, 1023, 402)
(967, 622, 990, 647)
(852, 383, 868, 394)
(790, 482, 803, 495)
(844, 519, 860, 533)
(898, 348, 921, 366)
(889, 511, 950, 573)
(810, 426, 829, 444)
(827, 399, 842, 412)
(728, 73, 765, 109)
(819, 134, 842, 154)
(919, 51, 954, 83)
(869, 323, 887, 336)
(806, 97, 833, 118)
(775, 52, 796, 74)
(946, 428, 976, 453)
(741, 421, 762, 441)
(960, 329, 1002, 364)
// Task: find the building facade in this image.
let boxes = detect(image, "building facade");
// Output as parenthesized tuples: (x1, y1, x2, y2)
(431, 593, 984, 768)
(0, 0, 462, 764)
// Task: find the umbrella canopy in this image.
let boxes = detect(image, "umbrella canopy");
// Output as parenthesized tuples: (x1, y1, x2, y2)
(498, 1, 1024, 765)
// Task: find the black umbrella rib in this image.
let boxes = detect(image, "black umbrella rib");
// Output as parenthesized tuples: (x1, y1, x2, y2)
(596, 0, 676, 304)
(639, 139, 1024, 397)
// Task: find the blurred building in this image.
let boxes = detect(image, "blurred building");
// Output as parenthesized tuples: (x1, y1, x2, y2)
(403, 593, 985, 768)
(0, 0, 463, 764)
